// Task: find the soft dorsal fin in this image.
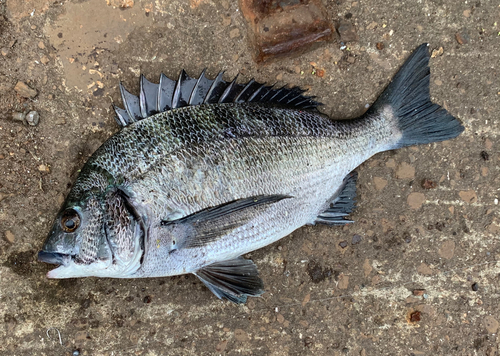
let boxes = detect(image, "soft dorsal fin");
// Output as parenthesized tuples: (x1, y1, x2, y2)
(114, 70, 322, 128)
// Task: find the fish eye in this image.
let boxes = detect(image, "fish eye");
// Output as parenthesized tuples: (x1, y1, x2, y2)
(60, 209, 81, 233)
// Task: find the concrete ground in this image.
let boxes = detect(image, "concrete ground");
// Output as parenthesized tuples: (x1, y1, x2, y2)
(0, 0, 499, 355)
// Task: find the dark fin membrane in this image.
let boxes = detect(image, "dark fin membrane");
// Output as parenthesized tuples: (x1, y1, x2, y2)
(172, 70, 197, 109)
(316, 171, 357, 225)
(365, 43, 464, 148)
(140, 75, 159, 117)
(158, 73, 175, 112)
(189, 69, 212, 105)
(194, 257, 264, 304)
(118, 83, 142, 123)
(114, 70, 322, 128)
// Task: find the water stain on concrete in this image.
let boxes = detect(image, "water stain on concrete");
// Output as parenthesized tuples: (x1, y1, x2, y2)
(46, 0, 148, 91)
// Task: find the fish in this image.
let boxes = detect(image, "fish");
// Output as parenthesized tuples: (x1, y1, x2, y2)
(38, 43, 464, 303)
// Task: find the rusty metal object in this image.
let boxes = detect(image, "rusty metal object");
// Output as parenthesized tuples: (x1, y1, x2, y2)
(239, 0, 335, 63)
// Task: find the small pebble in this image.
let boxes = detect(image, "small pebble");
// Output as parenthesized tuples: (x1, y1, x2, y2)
(339, 240, 348, 248)
(410, 310, 421, 322)
(26, 111, 39, 126)
(351, 234, 362, 245)
(4, 230, 15, 243)
(337, 22, 359, 42)
(472, 283, 479, 291)
(38, 164, 50, 172)
(1, 47, 9, 56)
(421, 179, 437, 189)
(455, 30, 470, 45)
(315, 68, 325, 78)
(431, 47, 444, 58)
(413, 289, 425, 296)
(229, 28, 240, 39)
(73, 350, 80, 356)
(14, 81, 38, 98)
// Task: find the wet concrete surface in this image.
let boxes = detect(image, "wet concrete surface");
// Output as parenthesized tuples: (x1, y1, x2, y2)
(0, 0, 499, 355)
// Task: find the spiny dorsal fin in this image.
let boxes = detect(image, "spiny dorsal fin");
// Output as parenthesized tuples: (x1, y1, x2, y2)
(114, 70, 322, 128)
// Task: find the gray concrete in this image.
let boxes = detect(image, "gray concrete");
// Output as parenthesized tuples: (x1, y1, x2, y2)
(0, 0, 498, 355)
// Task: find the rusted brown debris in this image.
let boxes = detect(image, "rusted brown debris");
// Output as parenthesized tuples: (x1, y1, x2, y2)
(239, 0, 335, 63)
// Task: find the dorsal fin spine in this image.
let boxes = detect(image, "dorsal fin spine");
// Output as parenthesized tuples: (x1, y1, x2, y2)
(218, 75, 239, 103)
(119, 82, 140, 123)
(234, 78, 256, 102)
(247, 83, 266, 102)
(171, 70, 185, 109)
(204, 71, 226, 104)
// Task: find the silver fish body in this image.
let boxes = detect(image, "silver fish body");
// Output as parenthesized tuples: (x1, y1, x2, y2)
(39, 44, 464, 303)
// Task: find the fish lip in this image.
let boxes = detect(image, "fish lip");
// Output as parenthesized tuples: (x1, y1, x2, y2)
(37, 251, 72, 266)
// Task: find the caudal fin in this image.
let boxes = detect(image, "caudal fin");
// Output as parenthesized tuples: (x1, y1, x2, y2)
(366, 43, 464, 148)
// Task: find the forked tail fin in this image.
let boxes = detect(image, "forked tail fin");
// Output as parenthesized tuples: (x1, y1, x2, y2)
(365, 43, 464, 148)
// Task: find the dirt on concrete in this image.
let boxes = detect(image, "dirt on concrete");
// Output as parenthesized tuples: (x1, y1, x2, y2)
(0, 0, 499, 355)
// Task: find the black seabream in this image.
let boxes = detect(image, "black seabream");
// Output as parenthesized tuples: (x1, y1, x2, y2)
(38, 44, 464, 303)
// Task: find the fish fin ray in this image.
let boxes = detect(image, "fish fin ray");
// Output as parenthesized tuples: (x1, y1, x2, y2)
(204, 71, 228, 103)
(189, 69, 214, 106)
(218, 75, 244, 103)
(235, 78, 258, 103)
(172, 70, 197, 109)
(194, 257, 264, 304)
(316, 171, 357, 225)
(113, 105, 131, 128)
(119, 82, 142, 123)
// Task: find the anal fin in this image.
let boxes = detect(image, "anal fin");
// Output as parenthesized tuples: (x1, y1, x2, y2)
(316, 171, 358, 225)
(194, 257, 264, 304)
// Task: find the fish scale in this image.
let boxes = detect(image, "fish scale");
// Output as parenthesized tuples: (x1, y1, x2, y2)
(39, 44, 464, 304)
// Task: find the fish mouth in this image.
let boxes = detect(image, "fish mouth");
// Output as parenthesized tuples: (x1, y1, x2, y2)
(37, 251, 72, 265)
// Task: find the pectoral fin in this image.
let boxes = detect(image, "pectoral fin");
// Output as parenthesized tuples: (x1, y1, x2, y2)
(161, 194, 290, 249)
(194, 257, 264, 304)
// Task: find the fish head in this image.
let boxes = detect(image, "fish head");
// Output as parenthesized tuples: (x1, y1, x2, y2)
(38, 192, 144, 278)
